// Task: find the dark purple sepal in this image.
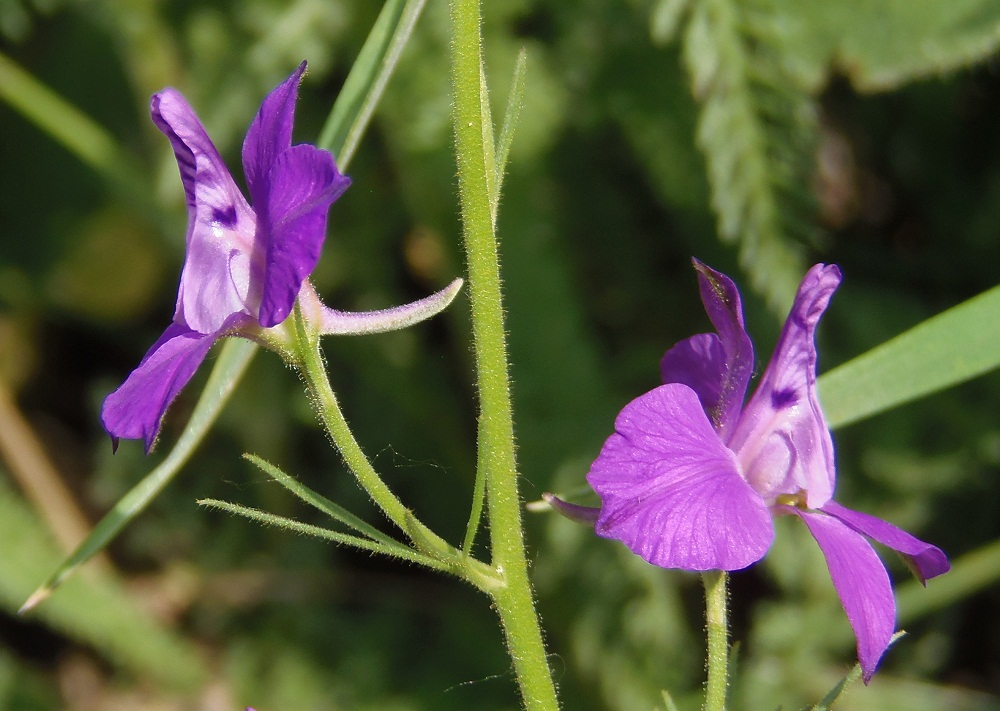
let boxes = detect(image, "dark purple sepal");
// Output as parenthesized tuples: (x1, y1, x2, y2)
(689, 259, 755, 437)
(101, 314, 248, 453)
(101, 323, 219, 454)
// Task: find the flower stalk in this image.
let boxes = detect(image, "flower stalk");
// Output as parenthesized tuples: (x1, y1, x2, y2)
(290, 312, 446, 556)
(702, 571, 730, 711)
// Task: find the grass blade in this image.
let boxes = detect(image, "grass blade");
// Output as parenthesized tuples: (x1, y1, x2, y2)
(820, 284, 1000, 429)
(317, 0, 428, 170)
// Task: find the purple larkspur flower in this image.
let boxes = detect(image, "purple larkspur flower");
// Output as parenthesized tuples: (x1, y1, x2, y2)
(584, 259, 949, 681)
(102, 62, 461, 453)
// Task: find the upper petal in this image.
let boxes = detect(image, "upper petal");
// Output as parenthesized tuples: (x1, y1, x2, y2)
(660, 332, 728, 423)
(242, 62, 306, 210)
(785, 507, 895, 683)
(587, 384, 773, 571)
(151, 89, 257, 333)
(258, 144, 350, 327)
(684, 260, 755, 437)
(728, 264, 841, 507)
(821, 501, 950, 583)
(101, 322, 220, 453)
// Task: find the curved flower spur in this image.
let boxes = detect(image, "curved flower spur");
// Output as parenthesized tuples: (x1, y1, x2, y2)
(102, 62, 462, 453)
(553, 259, 949, 681)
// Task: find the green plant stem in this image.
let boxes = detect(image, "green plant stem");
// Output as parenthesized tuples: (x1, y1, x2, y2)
(294, 325, 452, 559)
(702, 571, 729, 711)
(448, 1, 559, 709)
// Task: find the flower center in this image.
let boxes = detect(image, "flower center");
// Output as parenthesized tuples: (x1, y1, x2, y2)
(774, 490, 807, 508)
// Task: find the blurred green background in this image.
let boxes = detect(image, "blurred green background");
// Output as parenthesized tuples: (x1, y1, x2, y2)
(3, 0, 1000, 709)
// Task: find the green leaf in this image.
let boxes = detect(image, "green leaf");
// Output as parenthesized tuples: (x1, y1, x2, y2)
(317, 0, 428, 170)
(244, 453, 402, 548)
(21, 339, 256, 612)
(819, 284, 1000, 429)
(660, 688, 681, 711)
(650, 0, 691, 46)
(197, 498, 449, 572)
(492, 47, 527, 221)
(0, 476, 205, 690)
(761, 0, 1000, 92)
(808, 662, 861, 710)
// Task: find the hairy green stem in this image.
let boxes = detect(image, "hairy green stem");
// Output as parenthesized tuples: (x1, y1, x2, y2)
(702, 571, 730, 711)
(294, 323, 453, 559)
(448, 1, 559, 709)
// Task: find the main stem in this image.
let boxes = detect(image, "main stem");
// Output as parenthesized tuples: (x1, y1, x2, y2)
(702, 571, 730, 711)
(448, 2, 559, 709)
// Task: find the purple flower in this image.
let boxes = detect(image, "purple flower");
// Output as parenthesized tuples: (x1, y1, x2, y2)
(102, 62, 462, 453)
(585, 260, 949, 681)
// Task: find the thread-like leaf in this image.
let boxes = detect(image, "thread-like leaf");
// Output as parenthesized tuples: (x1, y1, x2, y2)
(244, 454, 400, 548)
(198, 498, 449, 572)
(808, 662, 862, 711)
(491, 47, 527, 224)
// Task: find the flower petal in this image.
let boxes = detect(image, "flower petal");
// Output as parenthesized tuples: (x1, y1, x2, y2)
(587, 384, 773, 571)
(728, 264, 842, 507)
(668, 260, 755, 437)
(242, 62, 306, 209)
(312, 278, 463, 335)
(821, 501, 951, 583)
(151, 89, 257, 334)
(101, 323, 220, 453)
(660, 332, 727, 417)
(785, 507, 895, 683)
(258, 144, 351, 327)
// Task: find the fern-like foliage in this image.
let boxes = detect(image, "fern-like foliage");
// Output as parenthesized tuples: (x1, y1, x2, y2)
(681, 0, 820, 311)
(762, 0, 1000, 93)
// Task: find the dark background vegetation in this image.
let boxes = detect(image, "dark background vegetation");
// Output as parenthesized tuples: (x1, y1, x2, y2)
(2, 1, 1000, 709)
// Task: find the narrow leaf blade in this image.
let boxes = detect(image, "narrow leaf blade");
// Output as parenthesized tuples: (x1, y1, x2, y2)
(22, 339, 256, 611)
(198, 498, 447, 571)
(244, 454, 402, 548)
(819, 284, 1000, 429)
(493, 48, 527, 212)
(317, 0, 428, 170)
(0, 477, 206, 690)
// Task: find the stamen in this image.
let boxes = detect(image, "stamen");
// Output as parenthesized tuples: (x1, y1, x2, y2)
(774, 490, 807, 508)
